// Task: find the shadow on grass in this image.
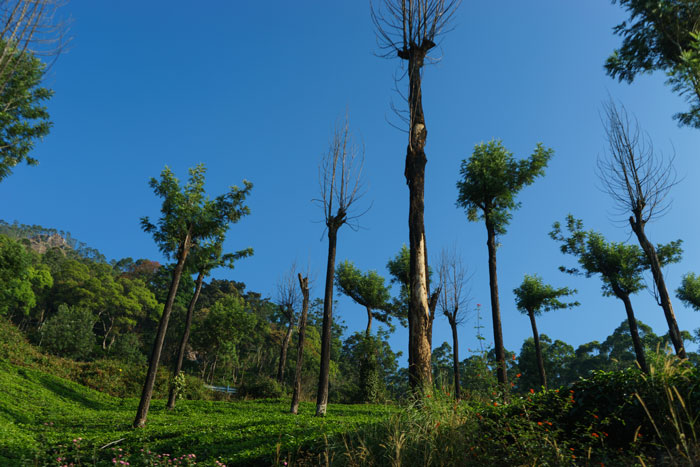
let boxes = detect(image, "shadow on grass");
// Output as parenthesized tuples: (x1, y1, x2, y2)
(37, 375, 111, 411)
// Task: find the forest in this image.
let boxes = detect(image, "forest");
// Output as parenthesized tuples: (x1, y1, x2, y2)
(2, 0, 700, 466)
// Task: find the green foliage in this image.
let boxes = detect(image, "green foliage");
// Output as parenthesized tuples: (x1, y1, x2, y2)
(677, 272, 700, 310)
(237, 374, 285, 399)
(456, 139, 553, 236)
(335, 260, 395, 327)
(0, 45, 53, 182)
(606, 0, 700, 127)
(0, 234, 52, 317)
(40, 304, 96, 360)
(516, 334, 576, 390)
(513, 274, 578, 316)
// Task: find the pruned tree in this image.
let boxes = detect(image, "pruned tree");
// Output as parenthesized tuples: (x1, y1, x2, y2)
(597, 101, 686, 358)
(606, 0, 700, 127)
(166, 238, 252, 409)
(371, 0, 461, 390)
(315, 117, 365, 416)
(290, 271, 310, 414)
(275, 263, 302, 384)
(551, 215, 682, 374)
(513, 274, 578, 389)
(436, 246, 470, 400)
(456, 139, 553, 385)
(133, 164, 252, 428)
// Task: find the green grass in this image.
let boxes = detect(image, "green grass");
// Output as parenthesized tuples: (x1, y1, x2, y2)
(0, 359, 396, 466)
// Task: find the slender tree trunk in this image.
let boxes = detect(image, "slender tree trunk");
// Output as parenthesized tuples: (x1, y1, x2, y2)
(291, 274, 310, 415)
(277, 313, 294, 383)
(629, 218, 686, 358)
(134, 233, 191, 428)
(449, 318, 461, 400)
(485, 217, 507, 385)
(618, 291, 649, 374)
(527, 310, 547, 389)
(365, 307, 373, 337)
(405, 47, 432, 390)
(167, 271, 204, 410)
(316, 227, 339, 416)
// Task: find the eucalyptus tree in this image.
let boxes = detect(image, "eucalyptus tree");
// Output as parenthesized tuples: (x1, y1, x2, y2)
(513, 274, 577, 389)
(315, 118, 365, 416)
(597, 101, 686, 358)
(166, 238, 252, 409)
(550, 215, 682, 374)
(371, 0, 461, 389)
(133, 164, 252, 428)
(275, 264, 301, 384)
(335, 260, 395, 336)
(456, 139, 553, 384)
(436, 247, 470, 399)
(290, 272, 310, 414)
(606, 0, 700, 127)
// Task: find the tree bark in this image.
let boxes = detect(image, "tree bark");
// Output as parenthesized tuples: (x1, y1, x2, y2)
(291, 274, 310, 415)
(134, 232, 191, 428)
(316, 226, 339, 416)
(277, 311, 294, 383)
(629, 217, 686, 358)
(365, 306, 373, 337)
(617, 290, 649, 374)
(485, 216, 507, 385)
(405, 46, 433, 391)
(527, 310, 547, 389)
(167, 270, 204, 410)
(449, 318, 461, 400)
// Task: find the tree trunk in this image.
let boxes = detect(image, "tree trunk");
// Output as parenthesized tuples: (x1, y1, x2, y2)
(405, 47, 432, 391)
(291, 274, 310, 415)
(629, 217, 686, 358)
(316, 226, 339, 416)
(528, 310, 547, 389)
(365, 307, 373, 337)
(167, 270, 204, 410)
(449, 318, 461, 400)
(133, 232, 191, 428)
(618, 291, 649, 374)
(485, 217, 507, 385)
(277, 312, 294, 383)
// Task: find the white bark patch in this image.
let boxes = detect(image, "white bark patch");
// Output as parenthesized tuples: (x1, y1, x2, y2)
(415, 234, 430, 319)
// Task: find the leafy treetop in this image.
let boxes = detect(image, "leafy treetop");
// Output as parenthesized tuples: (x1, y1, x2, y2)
(335, 260, 395, 325)
(513, 274, 578, 316)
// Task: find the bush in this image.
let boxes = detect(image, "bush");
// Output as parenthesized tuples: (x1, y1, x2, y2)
(41, 304, 96, 360)
(237, 375, 284, 399)
(109, 333, 146, 364)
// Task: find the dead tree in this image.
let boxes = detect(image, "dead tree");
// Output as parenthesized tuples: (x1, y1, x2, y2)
(437, 246, 470, 400)
(276, 263, 301, 384)
(315, 117, 365, 416)
(371, 0, 461, 389)
(597, 100, 686, 358)
(0, 0, 69, 89)
(290, 272, 310, 415)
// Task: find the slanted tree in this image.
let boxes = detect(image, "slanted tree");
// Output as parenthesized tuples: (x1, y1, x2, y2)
(0, 44, 52, 183)
(371, 0, 461, 390)
(275, 263, 301, 384)
(166, 238, 252, 409)
(315, 118, 365, 416)
(551, 215, 682, 374)
(290, 271, 310, 414)
(456, 139, 553, 384)
(436, 246, 470, 400)
(597, 101, 686, 358)
(513, 274, 577, 389)
(133, 164, 252, 428)
(606, 0, 700, 127)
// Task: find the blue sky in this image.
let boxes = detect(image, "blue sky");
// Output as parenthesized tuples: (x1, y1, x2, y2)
(2, 1, 699, 364)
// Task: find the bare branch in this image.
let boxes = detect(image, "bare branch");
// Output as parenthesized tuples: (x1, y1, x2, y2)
(436, 245, 472, 326)
(276, 262, 301, 322)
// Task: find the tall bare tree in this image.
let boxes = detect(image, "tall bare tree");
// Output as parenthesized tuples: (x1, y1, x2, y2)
(290, 271, 310, 415)
(597, 100, 686, 358)
(315, 117, 365, 416)
(0, 0, 69, 89)
(276, 263, 301, 384)
(371, 0, 461, 389)
(437, 246, 470, 400)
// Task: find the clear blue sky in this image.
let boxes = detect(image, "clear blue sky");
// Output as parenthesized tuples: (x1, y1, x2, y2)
(2, 1, 699, 364)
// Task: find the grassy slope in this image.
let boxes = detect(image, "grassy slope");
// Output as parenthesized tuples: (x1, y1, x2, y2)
(0, 320, 396, 466)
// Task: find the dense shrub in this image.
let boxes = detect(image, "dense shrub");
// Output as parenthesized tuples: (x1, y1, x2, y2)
(237, 374, 284, 399)
(109, 332, 146, 364)
(41, 304, 96, 360)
